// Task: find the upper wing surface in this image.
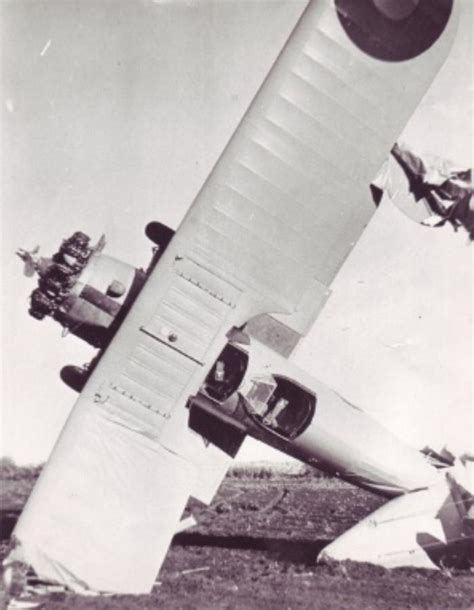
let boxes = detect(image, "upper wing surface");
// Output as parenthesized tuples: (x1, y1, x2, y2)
(11, 0, 459, 595)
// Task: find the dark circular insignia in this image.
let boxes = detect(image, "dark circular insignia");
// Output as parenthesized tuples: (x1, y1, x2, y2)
(335, 0, 454, 62)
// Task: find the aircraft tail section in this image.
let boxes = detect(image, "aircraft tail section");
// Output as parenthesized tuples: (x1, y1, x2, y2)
(318, 465, 474, 570)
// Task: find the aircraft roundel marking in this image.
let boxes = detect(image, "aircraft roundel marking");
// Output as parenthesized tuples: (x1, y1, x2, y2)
(335, 0, 454, 62)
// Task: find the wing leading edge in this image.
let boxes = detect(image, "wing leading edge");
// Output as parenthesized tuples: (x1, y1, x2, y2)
(9, 0, 460, 594)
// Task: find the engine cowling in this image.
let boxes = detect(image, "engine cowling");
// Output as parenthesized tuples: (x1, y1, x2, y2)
(26, 232, 145, 348)
(55, 252, 145, 348)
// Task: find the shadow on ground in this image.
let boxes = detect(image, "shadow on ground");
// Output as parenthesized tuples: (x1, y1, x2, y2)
(173, 531, 331, 564)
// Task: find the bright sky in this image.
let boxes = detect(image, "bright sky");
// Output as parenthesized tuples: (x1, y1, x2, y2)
(1, 0, 472, 465)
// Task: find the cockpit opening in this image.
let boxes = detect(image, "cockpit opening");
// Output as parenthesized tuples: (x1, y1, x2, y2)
(202, 343, 249, 403)
(241, 375, 316, 440)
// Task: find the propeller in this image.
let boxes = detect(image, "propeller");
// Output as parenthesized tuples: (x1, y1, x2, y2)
(16, 246, 40, 277)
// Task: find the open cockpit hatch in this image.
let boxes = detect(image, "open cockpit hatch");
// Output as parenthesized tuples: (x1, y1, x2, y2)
(240, 374, 316, 440)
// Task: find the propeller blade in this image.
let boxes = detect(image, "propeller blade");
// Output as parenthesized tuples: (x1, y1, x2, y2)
(23, 261, 36, 277)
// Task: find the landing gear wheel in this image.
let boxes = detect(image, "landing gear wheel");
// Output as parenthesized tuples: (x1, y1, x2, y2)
(145, 222, 175, 250)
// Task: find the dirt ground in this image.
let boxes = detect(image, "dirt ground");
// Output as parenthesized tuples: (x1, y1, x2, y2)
(1, 470, 474, 610)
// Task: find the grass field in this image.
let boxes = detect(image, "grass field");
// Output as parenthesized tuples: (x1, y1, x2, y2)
(1, 460, 473, 610)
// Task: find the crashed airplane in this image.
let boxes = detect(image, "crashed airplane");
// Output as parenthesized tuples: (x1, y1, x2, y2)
(4, 0, 473, 596)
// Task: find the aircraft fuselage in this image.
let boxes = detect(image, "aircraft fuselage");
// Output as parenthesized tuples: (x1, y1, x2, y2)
(189, 339, 439, 499)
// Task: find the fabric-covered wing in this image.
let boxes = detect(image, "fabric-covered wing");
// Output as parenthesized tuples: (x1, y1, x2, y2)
(11, 0, 459, 595)
(12, 415, 196, 593)
(174, 0, 459, 340)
